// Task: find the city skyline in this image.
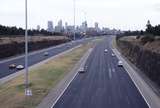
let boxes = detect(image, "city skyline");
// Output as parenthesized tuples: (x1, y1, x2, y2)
(45, 20, 120, 35)
(47, 20, 100, 32)
(0, 0, 160, 30)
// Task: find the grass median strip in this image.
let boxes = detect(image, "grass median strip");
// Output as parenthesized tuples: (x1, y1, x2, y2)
(0, 43, 92, 108)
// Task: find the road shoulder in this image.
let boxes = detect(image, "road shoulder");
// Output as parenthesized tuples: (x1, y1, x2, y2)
(112, 39, 160, 108)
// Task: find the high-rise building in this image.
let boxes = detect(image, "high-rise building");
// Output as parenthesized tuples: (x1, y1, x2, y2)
(37, 25, 40, 31)
(81, 21, 88, 32)
(94, 22, 100, 32)
(55, 20, 64, 32)
(65, 22, 68, 29)
(58, 20, 63, 28)
(95, 22, 98, 29)
(47, 21, 54, 32)
(65, 22, 68, 32)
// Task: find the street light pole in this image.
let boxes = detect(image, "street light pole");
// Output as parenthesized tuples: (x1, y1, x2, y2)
(73, 0, 76, 41)
(25, 0, 32, 96)
(82, 10, 87, 35)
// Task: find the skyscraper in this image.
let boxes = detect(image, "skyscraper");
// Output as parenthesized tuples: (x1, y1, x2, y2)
(65, 22, 68, 29)
(65, 22, 68, 33)
(81, 21, 88, 32)
(37, 25, 40, 31)
(58, 20, 63, 28)
(94, 22, 99, 32)
(95, 22, 98, 29)
(47, 21, 54, 32)
(55, 20, 64, 32)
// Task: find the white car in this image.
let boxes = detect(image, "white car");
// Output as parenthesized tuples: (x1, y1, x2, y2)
(79, 67, 86, 73)
(16, 65, 24, 70)
(44, 52, 49, 56)
(104, 49, 108, 53)
(118, 61, 123, 67)
(111, 53, 115, 57)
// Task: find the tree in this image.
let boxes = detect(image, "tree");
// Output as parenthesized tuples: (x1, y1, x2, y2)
(0, 24, 61, 36)
(146, 20, 153, 34)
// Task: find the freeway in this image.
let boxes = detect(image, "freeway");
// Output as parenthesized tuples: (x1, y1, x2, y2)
(53, 36, 149, 108)
(0, 38, 91, 79)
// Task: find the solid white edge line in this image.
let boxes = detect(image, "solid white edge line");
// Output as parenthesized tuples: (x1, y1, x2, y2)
(50, 66, 79, 108)
(0, 38, 89, 64)
(50, 49, 92, 108)
(125, 67, 151, 108)
(0, 45, 82, 85)
(0, 42, 65, 64)
(112, 49, 151, 108)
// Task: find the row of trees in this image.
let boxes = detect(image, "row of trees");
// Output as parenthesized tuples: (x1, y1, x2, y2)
(122, 30, 144, 36)
(118, 20, 160, 37)
(146, 20, 160, 36)
(0, 25, 63, 36)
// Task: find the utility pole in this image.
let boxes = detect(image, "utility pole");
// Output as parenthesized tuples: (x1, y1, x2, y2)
(25, 0, 32, 96)
(83, 11, 87, 35)
(73, 0, 76, 41)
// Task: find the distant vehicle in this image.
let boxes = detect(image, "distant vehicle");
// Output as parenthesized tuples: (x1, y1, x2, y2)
(16, 65, 24, 70)
(9, 64, 16, 69)
(118, 61, 123, 67)
(79, 66, 87, 73)
(67, 43, 71, 48)
(111, 53, 115, 57)
(44, 52, 49, 56)
(104, 49, 108, 53)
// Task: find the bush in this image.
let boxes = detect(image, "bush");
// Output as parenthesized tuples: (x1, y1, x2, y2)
(140, 36, 155, 44)
(136, 35, 141, 39)
(116, 38, 160, 87)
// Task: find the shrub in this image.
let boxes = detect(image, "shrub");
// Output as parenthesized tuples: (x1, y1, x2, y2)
(136, 35, 141, 39)
(140, 36, 155, 44)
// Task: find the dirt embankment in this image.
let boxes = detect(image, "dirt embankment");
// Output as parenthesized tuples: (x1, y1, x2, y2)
(116, 36, 160, 86)
(0, 36, 70, 59)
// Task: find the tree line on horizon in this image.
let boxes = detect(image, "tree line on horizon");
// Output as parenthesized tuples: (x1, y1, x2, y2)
(116, 20, 160, 44)
(119, 20, 160, 37)
(146, 20, 160, 36)
(0, 24, 63, 36)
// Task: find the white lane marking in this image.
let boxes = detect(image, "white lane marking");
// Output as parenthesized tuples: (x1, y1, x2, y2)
(112, 68, 115, 73)
(112, 49, 151, 108)
(50, 48, 93, 108)
(126, 95, 130, 105)
(109, 68, 112, 79)
(0, 38, 90, 64)
(0, 43, 66, 64)
(0, 45, 82, 84)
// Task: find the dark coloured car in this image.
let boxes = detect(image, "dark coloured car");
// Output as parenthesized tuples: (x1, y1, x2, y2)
(9, 64, 16, 69)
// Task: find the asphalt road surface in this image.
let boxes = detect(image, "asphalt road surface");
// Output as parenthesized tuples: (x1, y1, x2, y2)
(0, 38, 91, 79)
(53, 36, 149, 108)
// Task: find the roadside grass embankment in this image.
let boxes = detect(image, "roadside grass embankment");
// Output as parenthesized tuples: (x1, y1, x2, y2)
(0, 36, 69, 59)
(0, 42, 93, 108)
(114, 36, 160, 95)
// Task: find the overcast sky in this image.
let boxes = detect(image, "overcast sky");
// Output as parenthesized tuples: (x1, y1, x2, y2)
(0, 0, 160, 30)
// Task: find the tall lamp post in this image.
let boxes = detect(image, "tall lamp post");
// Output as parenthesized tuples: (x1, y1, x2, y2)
(73, 0, 76, 41)
(25, 0, 32, 96)
(82, 10, 87, 36)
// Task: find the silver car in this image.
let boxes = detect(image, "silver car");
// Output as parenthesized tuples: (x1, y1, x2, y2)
(104, 49, 108, 53)
(44, 52, 49, 56)
(118, 61, 123, 67)
(79, 66, 88, 73)
(111, 53, 115, 57)
(16, 65, 24, 70)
